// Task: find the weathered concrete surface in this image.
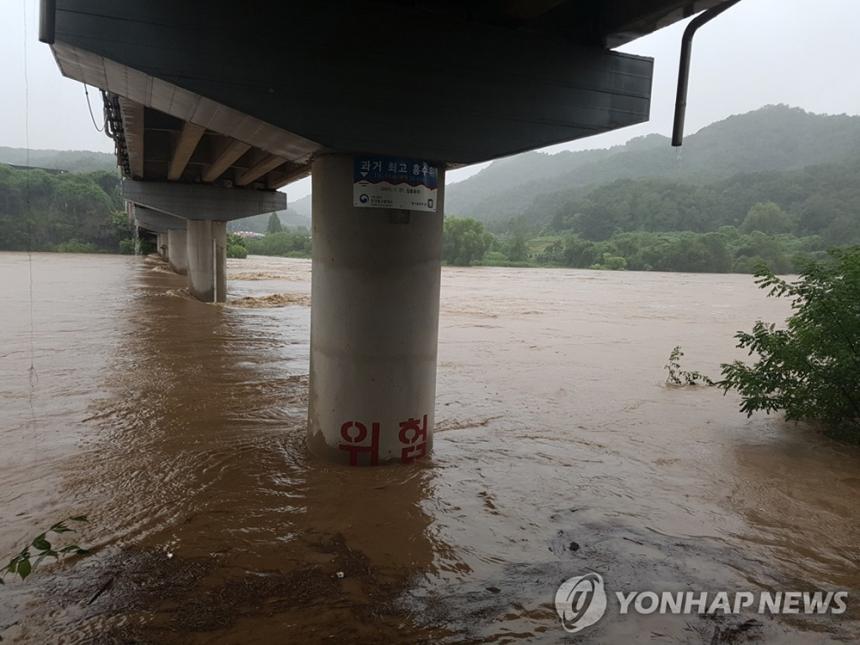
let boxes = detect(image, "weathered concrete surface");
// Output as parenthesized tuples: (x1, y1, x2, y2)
(167, 228, 188, 275)
(187, 220, 226, 303)
(307, 154, 444, 465)
(123, 180, 285, 222)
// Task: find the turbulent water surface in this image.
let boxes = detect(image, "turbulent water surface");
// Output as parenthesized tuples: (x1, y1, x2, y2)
(0, 252, 858, 643)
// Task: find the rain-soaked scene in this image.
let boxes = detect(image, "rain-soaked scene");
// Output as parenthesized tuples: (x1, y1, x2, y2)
(1, 253, 856, 643)
(2, 1, 860, 644)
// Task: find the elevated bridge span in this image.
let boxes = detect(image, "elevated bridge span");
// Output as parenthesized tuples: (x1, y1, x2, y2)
(42, 0, 737, 463)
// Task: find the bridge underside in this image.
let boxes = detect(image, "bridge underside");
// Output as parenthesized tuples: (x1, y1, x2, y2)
(45, 0, 724, 175)
(45, 0, 734, 463)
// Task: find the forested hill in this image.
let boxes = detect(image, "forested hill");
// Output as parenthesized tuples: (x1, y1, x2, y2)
(0, 147, 116, 174)
(0, 164, 128, 253)
(446, 105, 860, 224)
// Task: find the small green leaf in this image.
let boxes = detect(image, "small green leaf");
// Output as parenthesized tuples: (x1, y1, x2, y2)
(32, 535, 51, 551)
(17, 559, 31, 580)
(69, 515, 88, 523)
(75, 548, 91, 556)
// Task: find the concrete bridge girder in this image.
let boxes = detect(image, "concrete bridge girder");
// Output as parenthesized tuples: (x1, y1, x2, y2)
(133, 205, 186, 233)
(123, 180, 285, 223)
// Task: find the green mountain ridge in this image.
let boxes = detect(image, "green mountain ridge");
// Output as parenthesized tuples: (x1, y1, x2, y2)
(0, 146, 117, 174)
(447, 105, 860, 225)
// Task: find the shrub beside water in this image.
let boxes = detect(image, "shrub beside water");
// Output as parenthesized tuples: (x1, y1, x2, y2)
(245, 230, 311, 257)
(719, 247, 860, 442)
(54, 239, 100, 253)
(227, 233, 249, 259)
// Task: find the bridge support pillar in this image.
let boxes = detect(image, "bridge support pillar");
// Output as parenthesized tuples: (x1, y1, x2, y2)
(186, 220, 226, 303)
(307, 154, 444, 465)
(167, 227, 188, 274)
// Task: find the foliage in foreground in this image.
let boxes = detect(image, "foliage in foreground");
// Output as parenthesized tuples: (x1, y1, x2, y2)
(1, 516, 89, 583)
(719, 248, 860, 441)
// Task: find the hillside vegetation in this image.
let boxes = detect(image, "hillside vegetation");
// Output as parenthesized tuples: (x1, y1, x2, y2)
(2, 105, 857, 272)
(0, 164, 129, 253)
(437, 105, 860, 272)
(447, 105, 860, 228)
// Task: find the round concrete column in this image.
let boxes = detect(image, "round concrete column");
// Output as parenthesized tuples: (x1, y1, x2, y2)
(186, 220, 227, 302)
(308, 154, 444, 465)
(167, 227, 188, 274)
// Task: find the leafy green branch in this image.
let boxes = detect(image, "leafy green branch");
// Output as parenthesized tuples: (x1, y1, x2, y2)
(1, 516, 90, 583)
(665, 346, 715, 386)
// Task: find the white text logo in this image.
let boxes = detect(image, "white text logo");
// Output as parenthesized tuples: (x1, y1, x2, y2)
(554, 572, 608, 633)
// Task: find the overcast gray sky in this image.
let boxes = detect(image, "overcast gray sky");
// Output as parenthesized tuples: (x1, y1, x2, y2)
(2, 0, 859, 200)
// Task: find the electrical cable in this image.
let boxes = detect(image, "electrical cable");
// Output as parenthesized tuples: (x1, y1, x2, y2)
(84, 83, 104, 132)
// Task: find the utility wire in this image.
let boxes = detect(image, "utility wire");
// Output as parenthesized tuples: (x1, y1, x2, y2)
(22, 0, 37, 389)
(22, 0, 38, 469)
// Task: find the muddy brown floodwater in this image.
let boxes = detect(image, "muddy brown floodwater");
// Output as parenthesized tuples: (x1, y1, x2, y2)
(0, 252, 858, 643)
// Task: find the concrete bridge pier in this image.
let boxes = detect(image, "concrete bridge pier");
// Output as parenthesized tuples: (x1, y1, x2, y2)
(167, 228, 188, 274)
(157, 232, 168, 258)
(307, 154, 444, 465)
(186, 219, 227, 303)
